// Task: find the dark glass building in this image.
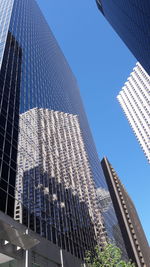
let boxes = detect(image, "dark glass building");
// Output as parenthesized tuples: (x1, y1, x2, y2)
(101, 157, 150, 267)
(0, 0, 123, 265)
(96, 0, 150, 75)
(0, 0, 134, 265)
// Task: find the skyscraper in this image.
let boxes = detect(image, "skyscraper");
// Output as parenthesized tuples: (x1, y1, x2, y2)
(96, 0, 150, 75)
(101, 157, 150, 267)
(0, 0, 120, 265)
(117, 62, 150, 163)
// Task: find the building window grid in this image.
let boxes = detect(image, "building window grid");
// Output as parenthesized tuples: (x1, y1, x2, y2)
(0, 30, 22, 216)
(13, 108, 101, 258)
(117, 64, 150, 161)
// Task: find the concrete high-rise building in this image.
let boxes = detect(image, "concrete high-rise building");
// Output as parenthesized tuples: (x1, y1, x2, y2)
(96, 0, 150, 75)
(101, 157, 150, 267)
(0, 0, 126, 265)
(117, 62, 150, 163)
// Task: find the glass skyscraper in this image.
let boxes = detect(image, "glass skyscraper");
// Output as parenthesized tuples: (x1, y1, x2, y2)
(96, 0, 150, 75)
(0, 0, 130, 265)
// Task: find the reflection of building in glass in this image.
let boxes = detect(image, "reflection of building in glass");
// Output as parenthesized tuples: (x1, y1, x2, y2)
(96, 187, 111, 212)
(96, 0, 150, 75)
(14, 108, 104, 258)
(96, 186, 128, 261)
(117, 62, 150, 163)
(0, 0, 14, 67)
(101, 157, 150, 267)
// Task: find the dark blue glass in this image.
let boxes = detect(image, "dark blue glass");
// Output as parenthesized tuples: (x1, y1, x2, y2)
(96, 0, 150, 75)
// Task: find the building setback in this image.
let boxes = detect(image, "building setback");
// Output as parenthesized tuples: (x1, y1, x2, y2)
(117, 62, 150, 163)
(96, 0, 150, 75)
(101, 157, 150, 267)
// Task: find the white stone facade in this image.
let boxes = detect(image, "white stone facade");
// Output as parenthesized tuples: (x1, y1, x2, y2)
(117, 62, 150, 163)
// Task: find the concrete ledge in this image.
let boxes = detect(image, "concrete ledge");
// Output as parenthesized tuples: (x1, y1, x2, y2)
(0, 212, 40, 250)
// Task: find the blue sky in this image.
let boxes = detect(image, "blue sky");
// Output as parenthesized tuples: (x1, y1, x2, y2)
(37, 0, 150, 244)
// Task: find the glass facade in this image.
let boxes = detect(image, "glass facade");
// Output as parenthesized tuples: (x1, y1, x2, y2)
(0, 0, 128, 260)
(96, 0, 150, 75)
(0, 260, 17, 267)
(0, 0, 14, 68)
(0, 31, 22, 217)
(96, 186, 128, 261)
(14, 108, 99, 259)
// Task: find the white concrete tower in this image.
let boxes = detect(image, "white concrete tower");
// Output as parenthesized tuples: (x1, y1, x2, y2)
(117, 62, 150, 163)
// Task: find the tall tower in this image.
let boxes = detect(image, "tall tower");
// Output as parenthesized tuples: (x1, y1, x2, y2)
(117, 62, 150, 163)
(96, 0, 150, 75)
(101, 157, 150, 267)
(0, 0, 114, 265)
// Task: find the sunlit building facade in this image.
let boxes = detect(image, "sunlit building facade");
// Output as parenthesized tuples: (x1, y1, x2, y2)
(117, 62, 150, 163)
